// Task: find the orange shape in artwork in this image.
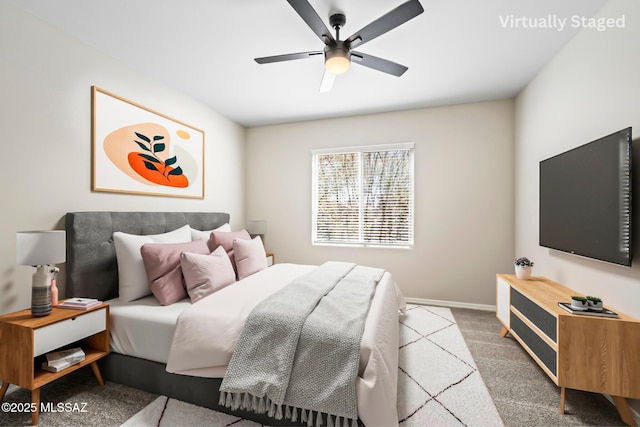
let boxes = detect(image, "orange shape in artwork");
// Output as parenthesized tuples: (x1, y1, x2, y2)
(176, 129, 191, 140)
(127, 152, 189, 188)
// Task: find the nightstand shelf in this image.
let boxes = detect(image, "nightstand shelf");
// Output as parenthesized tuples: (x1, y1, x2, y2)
(33, 348, 106, 388)
(0, 303, 109, 425)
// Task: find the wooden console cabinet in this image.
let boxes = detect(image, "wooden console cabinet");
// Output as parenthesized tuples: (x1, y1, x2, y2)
(496, 274, 640, 426)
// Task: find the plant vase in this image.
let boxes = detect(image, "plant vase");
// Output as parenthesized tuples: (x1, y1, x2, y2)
(515, 265, 532, 280)
(587, 297, 603, 311)
(571, 297, 589, 310)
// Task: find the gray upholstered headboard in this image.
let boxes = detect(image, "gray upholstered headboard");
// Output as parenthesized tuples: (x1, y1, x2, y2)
(65, 211, 230, 301)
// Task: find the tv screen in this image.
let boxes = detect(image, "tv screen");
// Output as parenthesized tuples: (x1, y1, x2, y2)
(539, 127, 632, 266)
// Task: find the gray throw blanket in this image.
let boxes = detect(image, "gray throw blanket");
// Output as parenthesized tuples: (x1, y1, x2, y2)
(219, 261, 384, 427)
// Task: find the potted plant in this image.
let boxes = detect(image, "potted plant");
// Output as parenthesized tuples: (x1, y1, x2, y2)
(587, 296, 603, 311)
(514, 257, 534, 280)
(571, 296, 589, 310)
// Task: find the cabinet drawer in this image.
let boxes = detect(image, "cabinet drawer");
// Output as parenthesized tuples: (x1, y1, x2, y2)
(511, 288, 557, 342)
(511, 313, 557, 377)
(33, 308, 106, 357)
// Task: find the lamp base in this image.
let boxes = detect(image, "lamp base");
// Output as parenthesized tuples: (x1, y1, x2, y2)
(32, 289, 52, 317)
(31, 265, 53, 317)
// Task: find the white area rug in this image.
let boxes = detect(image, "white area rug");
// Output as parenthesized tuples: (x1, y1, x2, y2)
(398, 305, 503, 426)
(122, 304, 503, 427)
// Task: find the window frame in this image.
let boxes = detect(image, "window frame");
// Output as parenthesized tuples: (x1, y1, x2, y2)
(311, 142, 415, 249)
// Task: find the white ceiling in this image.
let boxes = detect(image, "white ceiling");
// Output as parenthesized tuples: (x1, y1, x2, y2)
(12, 0, 608, 127)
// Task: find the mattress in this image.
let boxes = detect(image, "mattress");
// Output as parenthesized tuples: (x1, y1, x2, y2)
(107, 295, 191, 364)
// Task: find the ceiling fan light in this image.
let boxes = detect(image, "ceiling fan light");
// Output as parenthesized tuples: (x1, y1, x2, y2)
(325, 56, 350, 74)
(324, 44, 350, 75)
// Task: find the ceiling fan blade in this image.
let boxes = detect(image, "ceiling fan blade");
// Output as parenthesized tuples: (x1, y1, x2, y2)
(255, 51, 323, 64)
(287, 0, 336, 45)
(346, 0, 424, 48)
(351, 51, 408, 77)
(319, 70, 335, 93)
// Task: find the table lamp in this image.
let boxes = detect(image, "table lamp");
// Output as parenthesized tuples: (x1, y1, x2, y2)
(16, 230, 66, 317)
(247, 220, 267, 238)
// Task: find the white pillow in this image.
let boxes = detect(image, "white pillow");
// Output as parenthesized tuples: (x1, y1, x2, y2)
(190, 223, 231, 241)
(114, 224, 192, 302)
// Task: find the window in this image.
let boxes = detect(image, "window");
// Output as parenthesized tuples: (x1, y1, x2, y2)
(312, 143, 414, 247)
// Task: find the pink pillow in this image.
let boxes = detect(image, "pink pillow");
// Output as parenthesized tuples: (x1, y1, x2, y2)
(233, 236, 268, 280)
(180, 246, 236, 303)
(140, 239, 210, 305)
(209, 229, 251, 268)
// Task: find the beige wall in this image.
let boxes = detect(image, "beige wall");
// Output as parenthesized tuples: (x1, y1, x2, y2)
(246, 100, 515, 307)
(0, 2, 246, 314)
(515, 0, 640, 318)
(515, 1, 640, 416)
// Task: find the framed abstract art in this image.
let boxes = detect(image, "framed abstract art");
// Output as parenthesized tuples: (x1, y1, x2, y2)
(91, 86, 204, 199)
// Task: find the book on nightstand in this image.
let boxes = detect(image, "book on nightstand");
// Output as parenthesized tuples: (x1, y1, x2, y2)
(42, 347, 85, 372)
(58, 298, 102, 310)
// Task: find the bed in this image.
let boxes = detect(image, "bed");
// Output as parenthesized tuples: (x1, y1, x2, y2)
(65, 211, 404, 426)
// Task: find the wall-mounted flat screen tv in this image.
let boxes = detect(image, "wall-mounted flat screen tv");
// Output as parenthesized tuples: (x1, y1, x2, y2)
(539, 127, 632, 266)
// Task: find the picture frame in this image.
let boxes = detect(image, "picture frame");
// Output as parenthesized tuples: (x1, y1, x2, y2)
(91, 86, 205, 199)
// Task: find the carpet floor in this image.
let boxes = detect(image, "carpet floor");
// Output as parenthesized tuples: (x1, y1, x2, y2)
(451, 307, 626, 426)
(0, 305, 628, 426)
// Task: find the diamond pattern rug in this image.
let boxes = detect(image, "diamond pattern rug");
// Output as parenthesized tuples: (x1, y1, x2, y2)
(398, 304, 503, 426)
(122, 304, 503, 427)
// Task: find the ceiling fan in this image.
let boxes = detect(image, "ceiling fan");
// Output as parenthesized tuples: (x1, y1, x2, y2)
(255, 0, 424, 92)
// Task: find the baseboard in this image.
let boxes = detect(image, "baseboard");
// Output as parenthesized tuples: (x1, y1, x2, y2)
(631, 401, 640, 425)
(405, 297, 495, 312)
(603, 395, 640, 425)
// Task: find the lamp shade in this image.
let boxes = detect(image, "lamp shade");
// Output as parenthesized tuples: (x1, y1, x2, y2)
(325, 55, 350, 75)
(247, 220, 267, 235)
(16, 230, 66, 266)
(324, 43, 350, 75)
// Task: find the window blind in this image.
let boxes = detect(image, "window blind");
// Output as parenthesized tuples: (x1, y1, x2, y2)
(312, 143, 414, 247)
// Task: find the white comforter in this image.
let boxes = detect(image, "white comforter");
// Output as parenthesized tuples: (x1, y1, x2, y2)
(166, 263, 406, 427)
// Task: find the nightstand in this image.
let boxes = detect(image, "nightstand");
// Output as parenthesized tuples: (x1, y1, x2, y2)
(0, 303, 109, 425)
(266, 253, 274, 266)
